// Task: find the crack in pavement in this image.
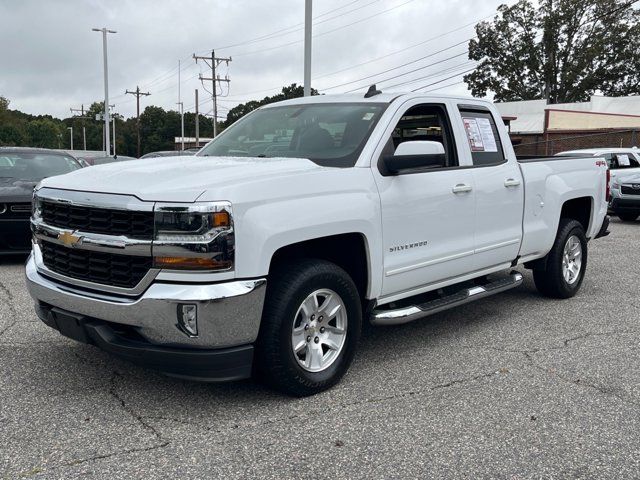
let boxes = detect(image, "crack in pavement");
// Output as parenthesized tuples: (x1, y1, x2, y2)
(108, 371, 164, 441)
(14, 442, 171, 478)
(63, 442, 171, 467)
(0, 279, 19, 338)
(522, 352, 640, 411)
(460, 329, 640, 356)
(7, 368, 171, 478)
(142, 369, 505, 435)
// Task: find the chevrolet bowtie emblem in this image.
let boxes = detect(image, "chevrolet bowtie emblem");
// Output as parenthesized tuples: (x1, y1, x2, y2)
(58, 231, 83, 247)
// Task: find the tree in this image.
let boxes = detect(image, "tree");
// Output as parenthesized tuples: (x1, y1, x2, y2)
(0, 124, 27, 146)
(465, 0, 640, 103)
(26, 119, 62, 148)
(224, 83, 319, 127)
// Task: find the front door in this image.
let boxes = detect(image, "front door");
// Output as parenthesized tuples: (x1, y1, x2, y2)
(374, 101, 477, 299)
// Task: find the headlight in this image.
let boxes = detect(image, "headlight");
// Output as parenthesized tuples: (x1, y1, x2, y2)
(153, 202, 234, 271)
(32, 191, 43, 220)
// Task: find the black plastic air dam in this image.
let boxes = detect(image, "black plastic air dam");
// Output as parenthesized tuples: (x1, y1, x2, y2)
(37, 304, 254, 382)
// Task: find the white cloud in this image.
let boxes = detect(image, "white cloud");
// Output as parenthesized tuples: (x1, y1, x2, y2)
(0, 0, 508, 119)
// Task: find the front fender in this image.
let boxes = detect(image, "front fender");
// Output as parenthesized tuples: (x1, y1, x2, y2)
(225, 168, 383, 299)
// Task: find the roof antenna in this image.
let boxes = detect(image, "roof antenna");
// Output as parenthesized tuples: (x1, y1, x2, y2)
(364, 84, 382, 98)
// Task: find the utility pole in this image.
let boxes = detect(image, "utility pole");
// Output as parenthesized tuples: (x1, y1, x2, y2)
(70, 104, 88, 150)
(177, 102, 184, 150)
(542, 0, 555, 104)
(195, 89, 200, 148)
(304, 0, 313, 96)
(125, 86, 150, 157)
(92, 27, 116, 156)
(178, 60, 185, 150)
(67, 127, 74, 150)
(194, 51, 231, 137)
(112, 115, 116, 156)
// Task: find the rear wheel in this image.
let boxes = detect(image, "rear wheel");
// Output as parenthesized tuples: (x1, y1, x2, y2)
(533, 219, 587, 299)
(617, 212, 639, 222)
(255, 259, 362, 396)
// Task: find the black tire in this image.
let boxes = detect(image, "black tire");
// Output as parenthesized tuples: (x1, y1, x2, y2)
(617, 212, 639, 222)
(533, 219, 588, 299)
(255, 259, 362, 397)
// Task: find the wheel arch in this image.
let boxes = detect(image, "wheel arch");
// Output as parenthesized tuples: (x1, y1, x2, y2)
(560, 196, 593, 233)
(268, 233, 371, 301)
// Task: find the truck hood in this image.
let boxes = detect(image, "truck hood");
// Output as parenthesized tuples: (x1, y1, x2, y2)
(0, 177, 39, 203)
(39, 156, 324, 202)
(616, 172, 640, 184)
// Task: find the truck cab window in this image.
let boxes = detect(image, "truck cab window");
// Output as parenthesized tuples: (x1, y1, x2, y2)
(610, 153, 640, 169)
(390, 104, 458, 167)
(459, 109, 505, 166)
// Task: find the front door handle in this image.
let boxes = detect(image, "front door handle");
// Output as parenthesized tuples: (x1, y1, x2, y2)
(504, 178, 521, 188)
(452, 183, 473, 194)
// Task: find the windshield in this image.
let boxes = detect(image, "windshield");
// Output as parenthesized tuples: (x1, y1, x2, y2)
(198, 102, 387, 167)
(0, 152, 81, 181)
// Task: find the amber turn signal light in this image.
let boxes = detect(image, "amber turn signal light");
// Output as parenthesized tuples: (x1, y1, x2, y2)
(154, 256, 232, 270)
(211, 211, 230, 228)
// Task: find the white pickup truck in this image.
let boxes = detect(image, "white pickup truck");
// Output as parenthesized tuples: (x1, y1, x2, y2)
(26, 91, 610, 396)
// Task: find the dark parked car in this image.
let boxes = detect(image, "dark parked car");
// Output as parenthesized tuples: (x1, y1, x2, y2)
(0, 148, 83, 254)
(90, 155, 137, 165)
(139, 150, 196, 159)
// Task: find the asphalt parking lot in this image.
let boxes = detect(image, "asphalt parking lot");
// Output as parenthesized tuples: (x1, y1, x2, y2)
(1, 218, 639, 479)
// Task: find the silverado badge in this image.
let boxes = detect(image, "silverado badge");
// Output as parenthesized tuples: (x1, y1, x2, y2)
(58, 231, 83, 248)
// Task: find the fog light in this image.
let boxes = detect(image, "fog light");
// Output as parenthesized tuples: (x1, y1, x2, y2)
(177, 304, 198, 337)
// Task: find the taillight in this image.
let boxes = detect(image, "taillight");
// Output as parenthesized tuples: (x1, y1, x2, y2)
(606, 168, 611, 202)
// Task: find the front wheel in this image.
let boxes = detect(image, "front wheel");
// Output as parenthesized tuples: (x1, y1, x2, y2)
(533, 219, 588, 299)
(255, 259, 362, 396)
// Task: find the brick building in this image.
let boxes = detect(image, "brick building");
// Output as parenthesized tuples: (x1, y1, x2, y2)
(496, 95, 640, 156)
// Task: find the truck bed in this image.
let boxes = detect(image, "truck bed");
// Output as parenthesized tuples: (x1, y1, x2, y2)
(516, 155, 608, 262)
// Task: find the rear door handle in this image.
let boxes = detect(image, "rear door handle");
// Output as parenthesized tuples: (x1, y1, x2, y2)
(452, 184, 473, 194)
(504, 178, 521, 188)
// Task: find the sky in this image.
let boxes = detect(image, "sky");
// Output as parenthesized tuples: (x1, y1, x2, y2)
(0, 0, 511, 121)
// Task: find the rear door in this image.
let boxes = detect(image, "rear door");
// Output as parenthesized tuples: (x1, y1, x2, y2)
(456, 105, 524, 270)
(609, 152, 640, 181)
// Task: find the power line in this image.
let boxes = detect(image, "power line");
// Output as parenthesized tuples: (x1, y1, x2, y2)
(423, 79, 467, 93)
(341, 52, 470, 93)
(411, 67, 477, 92)
(231, 0, 416, 58)
(212, 0, 379, 51)
(224, 12, 494, 100)
(140, 61, 197, 90)
(321, 39, 471, 91)
(382, 60, 477, 90)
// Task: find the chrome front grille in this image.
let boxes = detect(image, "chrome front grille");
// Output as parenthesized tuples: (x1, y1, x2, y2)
(33, 189, 157, 292)
(41, 200, 154, 239)
(41, 241, 153, 289)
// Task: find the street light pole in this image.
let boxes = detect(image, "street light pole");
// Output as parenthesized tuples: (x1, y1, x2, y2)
(304, 0, 312, 96)
(92, 27, 116, 156)
(67, 127, 73, 150)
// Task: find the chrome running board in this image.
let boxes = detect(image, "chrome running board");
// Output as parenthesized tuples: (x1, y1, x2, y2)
(370, 272, 523, 326)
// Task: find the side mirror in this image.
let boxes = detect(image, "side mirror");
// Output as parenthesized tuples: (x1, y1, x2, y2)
(382, 141, 446, 175)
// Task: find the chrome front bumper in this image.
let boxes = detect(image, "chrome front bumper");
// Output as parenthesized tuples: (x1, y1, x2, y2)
(25, 254, 267, 349)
